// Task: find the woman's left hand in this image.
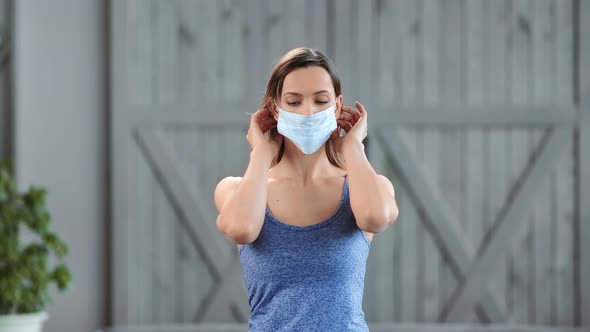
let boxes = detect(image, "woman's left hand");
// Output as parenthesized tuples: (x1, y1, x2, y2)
(331, 101, 368, 155)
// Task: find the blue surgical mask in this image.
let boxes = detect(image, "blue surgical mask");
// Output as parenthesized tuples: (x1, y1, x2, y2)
(276, 102, 338, 154)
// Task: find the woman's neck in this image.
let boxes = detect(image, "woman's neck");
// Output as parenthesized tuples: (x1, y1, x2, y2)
(271, 142, 338, 184)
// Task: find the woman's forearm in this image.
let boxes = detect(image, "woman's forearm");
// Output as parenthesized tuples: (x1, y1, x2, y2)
(343, 140, 398, 233)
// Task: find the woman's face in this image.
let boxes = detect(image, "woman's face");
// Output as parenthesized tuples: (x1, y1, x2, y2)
(272, 66, 342, 119)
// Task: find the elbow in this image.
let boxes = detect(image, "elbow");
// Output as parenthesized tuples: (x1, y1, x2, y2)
(358, 204, 399, 233)
(216, 216, 259, 245)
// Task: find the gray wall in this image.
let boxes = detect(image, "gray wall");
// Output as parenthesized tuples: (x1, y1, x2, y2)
(13, 0, 107, 331)
(0, 0, 12, 160)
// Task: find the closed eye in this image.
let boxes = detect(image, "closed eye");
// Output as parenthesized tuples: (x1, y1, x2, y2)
(287, 101, 329, 106)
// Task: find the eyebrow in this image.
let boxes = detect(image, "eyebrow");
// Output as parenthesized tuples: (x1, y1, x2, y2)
(282, 90, 332, 97)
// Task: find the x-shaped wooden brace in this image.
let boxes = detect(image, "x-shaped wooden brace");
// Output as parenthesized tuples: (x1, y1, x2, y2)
(135, 127, 250, 323)
(375, 126, 570, 322)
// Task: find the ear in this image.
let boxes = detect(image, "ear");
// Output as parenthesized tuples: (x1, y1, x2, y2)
(335, 95, 344, 117)
(269, 99, 280, 121)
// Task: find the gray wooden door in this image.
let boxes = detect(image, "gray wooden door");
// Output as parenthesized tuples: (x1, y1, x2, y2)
(109, 0, 590, 329)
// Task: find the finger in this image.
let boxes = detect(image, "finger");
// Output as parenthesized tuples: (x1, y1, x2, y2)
(261, 123, 277, 133)
(251, 109, 273, 128)
(355, 101, 368, 122)
(250, 109, 263, 122)
(254, 108, 273, 120)
(343, 108, 362, 126)
(337, 119, 353, 132)
(338, 111, 355, 122)
(259, 116, 276, 126)
(341, 104, 360, 116)
(342, 105, 362, 123)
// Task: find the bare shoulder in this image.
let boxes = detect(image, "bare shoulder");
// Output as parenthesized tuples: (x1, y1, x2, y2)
(214, 176, 243, 213)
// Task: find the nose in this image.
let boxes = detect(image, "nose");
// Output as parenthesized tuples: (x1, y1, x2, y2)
(301, 100, 315, 115)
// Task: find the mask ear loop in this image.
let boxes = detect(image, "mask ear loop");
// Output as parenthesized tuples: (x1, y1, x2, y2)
(267, 100, 280, 140)
(333, 102, 344, 137)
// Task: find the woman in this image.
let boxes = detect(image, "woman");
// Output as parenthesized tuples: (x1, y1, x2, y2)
(214, 47, 399, 331)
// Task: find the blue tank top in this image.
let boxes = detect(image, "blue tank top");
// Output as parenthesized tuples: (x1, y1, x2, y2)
(238, 176, 371, 331)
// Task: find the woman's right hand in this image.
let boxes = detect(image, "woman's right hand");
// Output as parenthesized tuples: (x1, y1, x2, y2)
(246, 108, 283, 159)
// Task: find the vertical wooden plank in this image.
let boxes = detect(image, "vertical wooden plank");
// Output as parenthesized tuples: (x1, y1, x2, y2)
(361, 0, 388, 322)
(355, 0, 373, 103)
(392, 184, 404, 323)
(332, 0, 353, 100)
(414, 0, 426, 322)
(142, 0, 156, 105)
(218, 0, 244, 103)
(0, 0, 12, 160)
(151, 16, 179, 316)
(155, 0, 177, 106)
(157, 131, 179, 322)
(421, 0, 441, 322)
(177, 0, 199, 106)
(179, 224, 204, 321)
(157, 0, 179, 318)
(134, 0, 157, 323)
(266, 0, 286, 68)
(508, 0, 533, 323)
(136, 141, 154, 323)
(531, 0, 555, 324)
(179, 129, 200, 321)
(464, 0, 487, 322)
(173, 131, 184, 323)
(370, 0, 394, 179)
(126, 0, 139, 106)
(129, 141, 142, 324)
(580, 0, 590, 326)
(305, 0, 327, 52)
(554, 0, 575, 325)
(200, 0, 219, 104)
(369, 0, 403, 322)
(399, 0, 418, 322)
(439, 0, 462, 319)
(392, 2, 404, 321)
(485, 0, 509, 319)
(245, 0, 266, 102)
(376, 0, 395, 113)
(177, 0, 209, 321)
(354, 0, 382, 322)
(285, 0, 306, 50)
(373, 0, 395, 324)
(112, 0, 130, 323)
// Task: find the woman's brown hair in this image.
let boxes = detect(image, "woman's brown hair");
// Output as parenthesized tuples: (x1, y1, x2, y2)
(258, 47, 345, 169)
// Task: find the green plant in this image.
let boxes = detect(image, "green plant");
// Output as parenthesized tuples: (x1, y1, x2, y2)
(0, 160, 72, 314)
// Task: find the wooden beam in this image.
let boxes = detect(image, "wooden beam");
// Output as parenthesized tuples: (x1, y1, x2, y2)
(198, 258, 249, 323)
(443, 128, 571, 321)
(375, 129, 505, 321)
(135, 127, 225, 270)
(128, 104, 258, 129)
(580, 111, 590, 327)
(579, 0, 590, 326)
(369, 106, 578, 126)
(134, 127, 250, 321)
(110, 0, 129, 324)
(127, 105, 579, 127)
